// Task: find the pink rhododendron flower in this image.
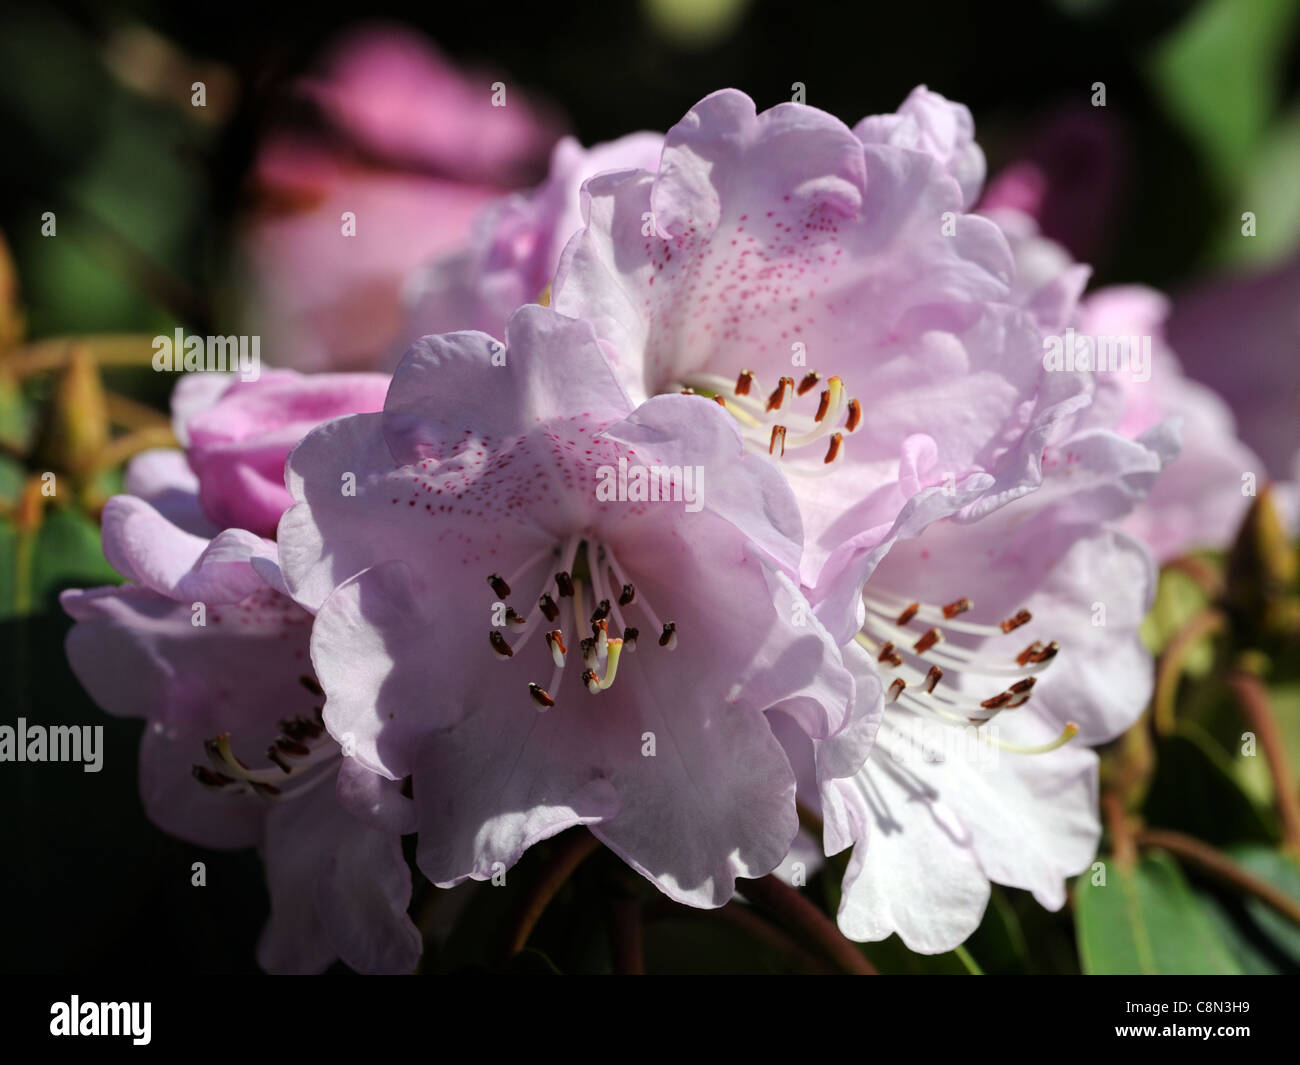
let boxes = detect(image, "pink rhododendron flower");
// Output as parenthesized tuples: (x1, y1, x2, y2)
(853, 85, 986, 209)
(62, 371, 416, 974)
(552, 88, 1087, 642)
(399, 131, 664, 348)
(792, 422, 1161, 952)
(61, 507, 420, 974)
(984, 205, 1262, 560)
(183, 370, 390, 538)
(237, 24, 564, 371)
(276, 304, 868, 906)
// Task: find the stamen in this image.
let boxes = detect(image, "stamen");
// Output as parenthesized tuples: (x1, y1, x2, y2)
(529, 682, 555, 709)
(490, 631, 513, 659)
(591, 600, 611, 623)
(539, 594, 559, 622)
(580, 637, 598, 668)
(888, 677, 906, 702)
(797, 372, 821, 395)
(582, 669, 600, 694)
(923, 665, 943, 693)
(487, 573, 511, 599)
(735, 369, 754, 396)
(766, 376, 794, 412)
(623, 626, 639, 651)
(770, 425, 787, 457)
(823, 432, 843, 464)
(659, 622, 677, 650)
(844, 398, 862, 433)
(545, 629, 567, 668)
(618, 583, 636, 606)
(505, 607, 527, 630)
(942, 598, 972, 619)
(913, 627, 942, 655)
(555, 571, 574, 597)
(1016, 641, 1059, 666)
(299, 675, 324, 697)
(1000, 609, 1033, 633)
(896, 603, 919, 626)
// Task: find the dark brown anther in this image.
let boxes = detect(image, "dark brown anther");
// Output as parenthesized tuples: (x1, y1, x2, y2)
(274, 736, 311, 758)
(1015, 641, 1044, 667)
(591, 600, 611, 623)
(942, 597, 972, 619)
(618, 583, 636, 606)
(539, 593, 560, 622)
(923, 665, 943, 693)
(844, 398, 862, 433)
(623, 626, 639, 649)
(192, 765, 236, 788)
(1000, 608, 1032, 633)
(888, 677, 906, 701)
(1029, 641, 1059, 664)
(249, 781, 282, 798)
(487, 573, 511, 599)
(299, 675, 324, 697)
(712, 395, 727, 407)
(895, 602, 920, 626)
(505, 607, 527, 629)
(581, 637, 597, 666)
(555, 571, 575, 597)
(823, 432, 843, 464)
(769, 425, 787, 457)
(490, 631, 513, 658)
(280, 716, 324, 742)
(913, 627, 942, 655)
(877, 641, 903, 667)
(659, 621, 677, 648)
(814, 389, 831, 423)
(268, 746, 293, 773)
(735, 369, 755, 396)
(797, 371, 821, 395)
(545, 630, 567, 665)
(1010, 678, 1036, 694)
(528, 682, 555, 709)
(766, 376, 794, 412)
(980, 690, 1013, 710)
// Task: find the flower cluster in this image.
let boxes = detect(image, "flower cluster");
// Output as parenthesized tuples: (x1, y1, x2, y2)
(67, 74, 1258, 972)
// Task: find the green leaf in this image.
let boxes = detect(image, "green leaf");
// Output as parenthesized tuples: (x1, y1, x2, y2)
(1148, 0, 1300, 190)
(1141, 722, 1275, 847)
(30, 506, 119, 607)
(1195, 846, 1300, 973)
(1076, 851, 1243, 974)
(0, 506, 119, 622)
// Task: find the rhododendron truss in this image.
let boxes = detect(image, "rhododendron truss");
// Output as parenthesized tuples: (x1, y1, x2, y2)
(56, 81, 1231, 980)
